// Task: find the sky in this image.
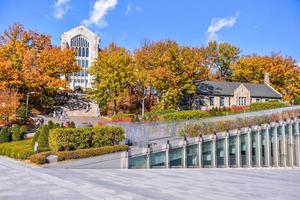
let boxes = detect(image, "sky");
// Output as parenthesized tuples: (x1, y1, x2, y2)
(0, 0, 299, 62)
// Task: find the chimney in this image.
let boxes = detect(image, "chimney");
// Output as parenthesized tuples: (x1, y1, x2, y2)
(264, 72, 270, 85)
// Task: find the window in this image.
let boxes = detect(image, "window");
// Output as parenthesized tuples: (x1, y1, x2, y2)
(228, 97, 231, 106)
(82, 48, 85, 57)
(209, 97, 214, 106)
(265, 99, 269, 102)
(86, 48, 89, 57)
(256, 98, 260, 102)
(238, 97, 247, 106)
(220, 97, 225, 107)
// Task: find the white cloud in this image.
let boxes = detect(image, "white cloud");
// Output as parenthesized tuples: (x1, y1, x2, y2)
(53, 0, 71, 19)
(125, 3, 142, 15)
(82, 0, 118, 27)
(206, 13, 239, 42)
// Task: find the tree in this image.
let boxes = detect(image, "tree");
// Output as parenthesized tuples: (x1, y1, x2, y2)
(0, 88, 20, 124)
(16, 103, 28, 124)
(134, 40, 208, 111)
(0, 23, 80, 111)
(232, 54, 300, 102)
(89, 43, 134, 115)
(203, 41, 240, 80)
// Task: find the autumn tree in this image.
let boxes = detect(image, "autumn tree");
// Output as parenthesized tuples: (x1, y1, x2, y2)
(134, 40, 208, 111)
(0, 88, 20, 124)
(89, 43, 134, 115)
(0, 23, 80, 110)
(203, 41, 240, 80)
(232, 54, 300, 102)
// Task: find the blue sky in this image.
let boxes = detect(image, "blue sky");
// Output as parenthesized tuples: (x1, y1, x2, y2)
(0, 0, 299, 62)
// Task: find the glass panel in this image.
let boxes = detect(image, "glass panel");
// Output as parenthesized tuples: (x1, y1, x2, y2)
(169, 147, 183, 168)
(82, 47, 85, 57)
(129, 155, 147, 169)
(261, 129, 266, 166)
(150, 151, 165, 168)
(269, 127, 274, 166)
(86, 48, 89, 57)
(229, 136, 236, 167)
(202, 141, 212, 168)
(251, 131, 257, 166)
(216, 139, 225, 167)
(277, 126, 283, 166)
(241, 134, 247, 167)
(187, 144, 198, 168)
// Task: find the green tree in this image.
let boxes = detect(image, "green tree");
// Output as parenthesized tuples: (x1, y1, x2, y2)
(0, 126, 11, 143)
(203, 41, 240, 80)
(90, 43, 134, 115)
(16, 103, 28, 124)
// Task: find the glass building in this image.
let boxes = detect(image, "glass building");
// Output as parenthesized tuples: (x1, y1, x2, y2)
(61, 25, 100, 90)
(128, 118, 300, 169)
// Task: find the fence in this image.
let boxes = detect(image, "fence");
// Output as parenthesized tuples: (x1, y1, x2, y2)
(108, 106, 300, 146)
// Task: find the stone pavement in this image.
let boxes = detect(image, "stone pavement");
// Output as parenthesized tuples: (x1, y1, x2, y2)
(1, 156, 300, 200)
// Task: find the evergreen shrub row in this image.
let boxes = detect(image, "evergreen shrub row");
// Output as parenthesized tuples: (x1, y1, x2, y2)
(49, 126, 125, 151)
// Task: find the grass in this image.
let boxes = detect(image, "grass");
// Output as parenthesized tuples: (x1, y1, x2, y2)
(0, 139, 34, 160)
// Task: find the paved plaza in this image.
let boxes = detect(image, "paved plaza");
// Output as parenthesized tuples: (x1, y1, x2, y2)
(1, 156, 300, 200)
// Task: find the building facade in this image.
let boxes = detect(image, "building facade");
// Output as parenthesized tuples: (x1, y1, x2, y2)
(61, 25, 100, 90)
(181, 74, 282, 110)
(127, 117, 300, 169)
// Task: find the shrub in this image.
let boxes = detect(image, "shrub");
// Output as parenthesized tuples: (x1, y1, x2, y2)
(249, 101, 286, 111)
(294, 96, 300, 105)
(70, 121, 76, 128)
(11, 124, 22, 141)
(0, 139, 33, 159)
(111, 113, 134, 122)
(162, 110, 210, 121)
(32, 127, 40, 147)
(29, 151, 53, 164)
(92, 126, 124, 147)
(16, 103, 28, 124)
(49, 126, 125, 151)
(47, 120, 55, 129)
(29, 145, 128, 164)
(19, 125, 28, 137)
(37, 125, 50, 152)
(0, 126, 11, 143)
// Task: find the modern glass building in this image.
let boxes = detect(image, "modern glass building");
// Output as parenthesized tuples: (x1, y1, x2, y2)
(61, 25, 100, 90)
(127, 118, 300, 169)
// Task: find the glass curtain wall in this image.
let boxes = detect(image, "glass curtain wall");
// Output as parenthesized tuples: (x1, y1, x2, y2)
(70, 35, 90, 88)
(251, 131, 257, 166)
(216, 139, 225, 167)
(150, 151, 166, 168)
(240, 134, 247, 167)
(229, 136, 237, 167)
(187, 144, 199, 168)
(202, 141, 212, 167)
(169, 147, 183, 168)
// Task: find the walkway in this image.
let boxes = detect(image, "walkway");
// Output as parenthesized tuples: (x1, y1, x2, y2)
(1, 156, 300, 200)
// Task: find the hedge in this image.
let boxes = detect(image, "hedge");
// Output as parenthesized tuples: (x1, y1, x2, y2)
(29, 145, 128, 164)
(162, 110, 210, 121)
(49, 126, 125, 151)
(249, 101, 286, 111)
(0, 139, 33, 159)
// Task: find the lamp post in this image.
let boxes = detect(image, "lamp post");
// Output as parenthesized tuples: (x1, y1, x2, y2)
(26, 92, 37, 118)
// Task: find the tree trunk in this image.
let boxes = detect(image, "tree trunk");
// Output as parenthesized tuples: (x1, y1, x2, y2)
(113, 99, 117, 115)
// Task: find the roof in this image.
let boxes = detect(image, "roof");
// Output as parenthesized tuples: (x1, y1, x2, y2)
(196, 80, 282, 99)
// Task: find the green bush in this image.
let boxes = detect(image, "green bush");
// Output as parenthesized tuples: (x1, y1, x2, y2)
(32, 128, 40, 147)
(49, 126, 125, 151)
(0, 126, 11, 143)
(19, 125, 28, 136)
(162, 110, 210, 121)
(250, 101, 286, 111)
(37, 125, 50, 152)
(16, 103, 28, 124)
(11, 124, 23, 141)
(29, 145, 128, 164)
(0, 139, 33, 159)
(70, 121, 76, 128)
(295, 96, 300, 105)
(48, 120, 55, 129)
(92, 126, 124, 147)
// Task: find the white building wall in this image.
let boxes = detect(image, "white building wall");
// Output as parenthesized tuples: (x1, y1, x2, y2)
(61, 25, 100, 90)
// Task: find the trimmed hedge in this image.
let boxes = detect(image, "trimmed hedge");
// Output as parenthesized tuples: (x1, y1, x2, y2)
(49, 126, 125, 151)
(162, 110, 210, 121)
(29, 145, 128, 164)
(0, 126, 11, 143)
(249, 101, 286, 111)
(0, 139, 33, 159)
